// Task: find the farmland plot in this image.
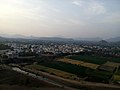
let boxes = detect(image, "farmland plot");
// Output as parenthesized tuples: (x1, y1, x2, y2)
(68, 55, 120, 65)
(58, 58, 99, 69)
(25, 64, 78, 80)
(38, 61, 92, 77)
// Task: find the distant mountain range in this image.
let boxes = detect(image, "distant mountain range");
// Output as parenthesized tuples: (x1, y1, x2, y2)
(0, 34, 31, 39)
(0, 34, 119, 42)
(106, 37, 120, 42)
(75, 37, 120, 42)
(98, 40, 108, 44)
(0, 35, 74, 42)
(75, 37, 102, 41)
(0, 34, 73, 41)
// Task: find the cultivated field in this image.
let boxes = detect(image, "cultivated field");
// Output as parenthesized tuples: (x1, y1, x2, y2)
(25, 64, 78, 80)
(38, 61, 92, 77)
(114, 75, 120, 81)
(37, 55, 120, 83)
(68, 55, 120, 65)
(58, 58, 99, 69)
(114, 66, 120, 82)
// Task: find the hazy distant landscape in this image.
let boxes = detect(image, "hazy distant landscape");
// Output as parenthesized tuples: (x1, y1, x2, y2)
(0, 37, 120, 90)
(0, 34, 120, 43)
(0, 0, 120, 90)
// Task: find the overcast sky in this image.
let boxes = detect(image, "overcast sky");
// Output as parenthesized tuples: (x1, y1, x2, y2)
(0, 0, 120, 38)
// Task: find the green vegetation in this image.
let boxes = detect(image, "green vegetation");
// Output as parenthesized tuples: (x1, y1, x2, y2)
(114, 75, 120, 81)
(86, 69, 112, 82)
(0, 44, 10, 50)
(38, 61, 93, 77)
(25, 64, 78, 79)
(58, 58, 99, 69)
(19, 50, 37, 56)
(116, 71, 120, 75)
(68, 55, 120, 65)
(116, 66, 120, 75)
(114, 67, 120, 82)
(38, 60, 113, 83)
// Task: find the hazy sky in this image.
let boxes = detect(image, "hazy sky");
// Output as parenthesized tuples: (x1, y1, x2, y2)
(0, 0, 120, 38)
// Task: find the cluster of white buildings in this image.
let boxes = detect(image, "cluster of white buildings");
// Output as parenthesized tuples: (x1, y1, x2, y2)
(0, 42, 119, 59)
(7, 43, 85, 55)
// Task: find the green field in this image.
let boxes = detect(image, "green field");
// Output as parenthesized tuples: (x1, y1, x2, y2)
(38, 61, 114, 83)
(38, 61, 93, 77)
(86, 69, 113, 82)
(68, 55, 120, 65)
(25, 64, 78, 80)
(114, 75, 120, 82)
(114, 66, 120, 82)
(116, 66, 120, 75)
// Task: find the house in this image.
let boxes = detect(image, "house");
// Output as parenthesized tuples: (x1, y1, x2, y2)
(6, 51, 18, 59)
(0, 50, 8, 55)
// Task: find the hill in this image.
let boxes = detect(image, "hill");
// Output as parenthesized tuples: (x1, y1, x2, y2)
(107, 37, 120, 42)
(98, 40, 108, 44)
(74, 37, 102, 41)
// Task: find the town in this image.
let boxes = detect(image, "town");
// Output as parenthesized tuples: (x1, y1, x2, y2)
(0, 41, 120, 60)
(0, 0, 120, 89)
(0, 40, 120, 90)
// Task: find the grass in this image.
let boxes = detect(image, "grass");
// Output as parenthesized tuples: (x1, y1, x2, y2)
(25, 64, 78, 80)
(116, 66, 120, 75)
(68, 55, 120, 65)
(38, 61, 93, 77)
(38, 60, 113, 83)
(58, 58, 99, 69)
(115, 67, 120, 81)
(114, 75, 120, 81)
(86, 69, 113, 82)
